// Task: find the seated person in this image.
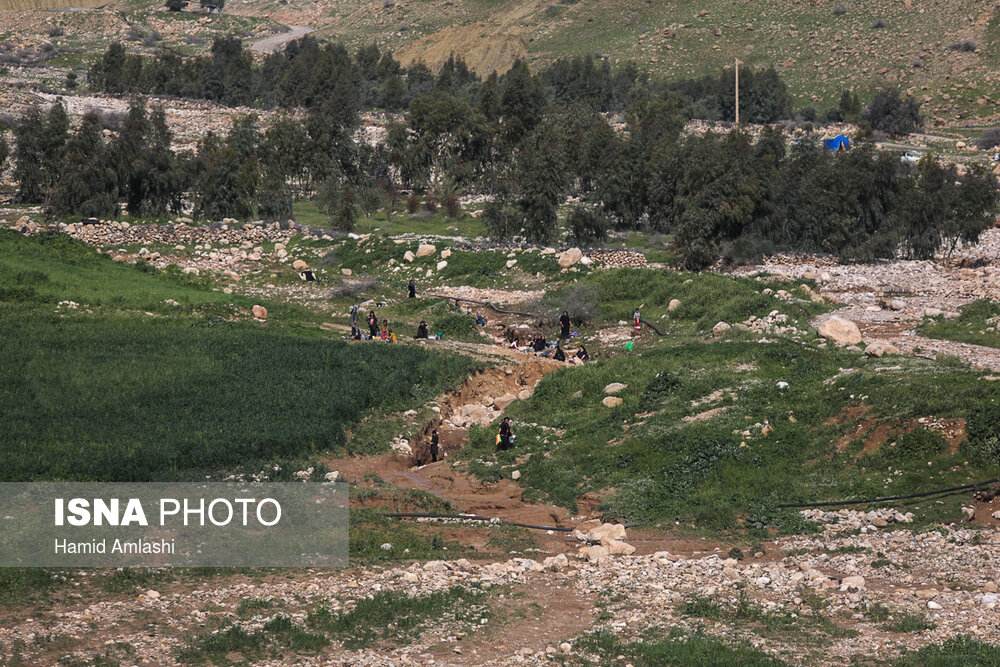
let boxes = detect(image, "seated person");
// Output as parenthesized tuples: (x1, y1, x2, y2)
(476, 312, 486, 326)
(386, 329, 397, 344)
(415, 321, 429, 339)
(553, 342, 566, 362)
(532, 335, 547, 353)
(575, 344, 589, 362)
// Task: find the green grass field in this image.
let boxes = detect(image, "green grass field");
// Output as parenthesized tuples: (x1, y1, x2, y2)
(0, 230, 477, 481)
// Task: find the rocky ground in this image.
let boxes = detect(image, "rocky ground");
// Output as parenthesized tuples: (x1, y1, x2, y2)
(4, 217, 1000, 665)
(732, 227, 1000, 371)
(4, 517, 1000, 665)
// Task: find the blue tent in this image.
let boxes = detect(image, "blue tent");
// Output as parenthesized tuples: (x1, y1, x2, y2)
(823, 135, 851, 151)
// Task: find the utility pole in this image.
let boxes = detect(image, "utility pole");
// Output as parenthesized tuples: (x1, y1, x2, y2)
(734, 58, 741, 126)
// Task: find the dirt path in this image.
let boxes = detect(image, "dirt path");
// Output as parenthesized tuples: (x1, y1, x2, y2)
(250, 25, 315, 53)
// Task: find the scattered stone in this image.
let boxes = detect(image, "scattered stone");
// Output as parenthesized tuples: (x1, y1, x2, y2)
(668, 299, 681, 311)
(865, 339, 901, 357)
(603, 382, 627, 394)
(416, 244, 437, 258)
(403, 250, 416, 262)
(602, 396, 623, 408)
(252, 305, 267, 320)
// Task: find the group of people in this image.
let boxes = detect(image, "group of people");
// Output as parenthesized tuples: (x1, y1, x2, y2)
(506, 310, 588, 363)
(348, 306, 398, 343)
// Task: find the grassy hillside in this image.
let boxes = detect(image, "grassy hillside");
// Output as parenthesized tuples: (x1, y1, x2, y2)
(306, 0, 1000, 125)
(456, 269, 1000, 531)
(0, 230, 477, 481)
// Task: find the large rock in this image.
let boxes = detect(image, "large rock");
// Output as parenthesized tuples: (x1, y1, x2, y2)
(602, 538, 636, 555)
(416, 243, 437, 258)
(602, 396, 623, 408)
(558, 248, 583, 268)
(436, 260, 448, 271)
(817, 316, 863, 346)
(542, 553, 568, 570)
(292, 259, 308, 270)
(252, 305, 268, 320)
(587, 523, 627, 542)
(603, 382, 627, 394)
(865, 339, 900, 357)
(578, 545, 609, 563)
(441, 249, 452, 259)
(403, 250, 416, 262)
(712, 321, 732, 336)
(668, 299, 681, 311)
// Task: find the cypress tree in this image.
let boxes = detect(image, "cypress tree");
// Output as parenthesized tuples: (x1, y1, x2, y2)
(13, 108, 45, 204)
(47, 112, 119, 219)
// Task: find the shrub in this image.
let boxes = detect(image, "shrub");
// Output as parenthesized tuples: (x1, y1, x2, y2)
(832, 4, 847, 15)
(863, 88, 922, 135)
(975, 128, 1000, 150)
(872, 18, 886, 29)
(46, 25, 64, 37)
(330, 276, 377, 300)
(948, 40, 977, 52)
(423, 194, 438, 213)
(443, 193, 460, 219)
(405, 192, 419, 214)
(124, 28, 142, 42)
(966, 401, 1000, 464)
(545, 283, 598, 325)
(65, 71, 77, 89)
(142, 32, 162, 48)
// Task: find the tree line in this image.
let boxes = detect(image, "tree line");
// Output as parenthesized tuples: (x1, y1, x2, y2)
(1, 37, 986, 267)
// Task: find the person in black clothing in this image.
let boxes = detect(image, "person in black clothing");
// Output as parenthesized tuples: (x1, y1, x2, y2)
(368, 311, 379, 338)
(408, 279, 416, 299)
(415, 321, 429, 339)
(575, 344, 589, 362)
(350, 326, 362, 340)
(559, 311, 571, 338)
(430, 429, 440, 462)
(553, 342, 566, 362)
(498, 417, 513, 451)
(532, 334, 547, 353)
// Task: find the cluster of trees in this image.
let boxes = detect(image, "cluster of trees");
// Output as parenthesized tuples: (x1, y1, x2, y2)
(15, 36, 985, 265)
(86, 38, 797, 120)
(5, 98, 376, 226)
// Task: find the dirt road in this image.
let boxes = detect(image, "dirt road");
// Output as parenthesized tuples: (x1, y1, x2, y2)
(250, 25, 315, 53)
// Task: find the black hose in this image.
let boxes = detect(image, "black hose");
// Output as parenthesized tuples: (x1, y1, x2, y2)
(379, 511, 644, 533)
(379, 511, 575, 532)
(777, 476, 1000, 509)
